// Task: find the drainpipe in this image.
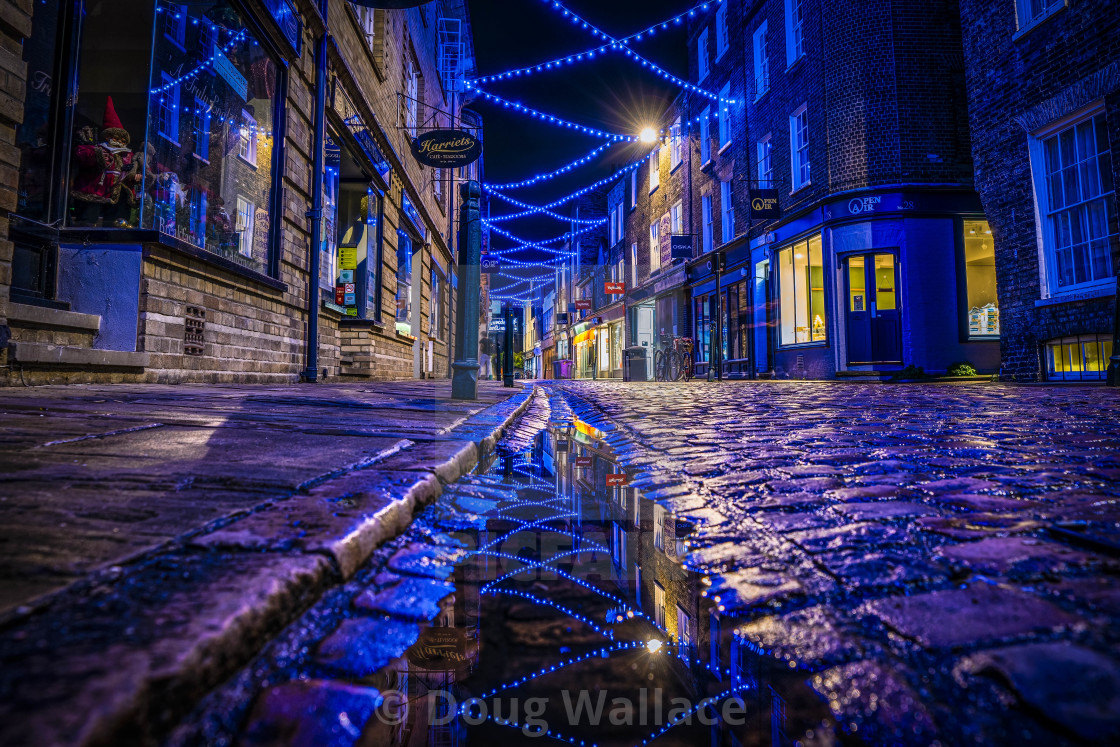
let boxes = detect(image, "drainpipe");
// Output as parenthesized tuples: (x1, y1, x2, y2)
(303, 0, 329, 383)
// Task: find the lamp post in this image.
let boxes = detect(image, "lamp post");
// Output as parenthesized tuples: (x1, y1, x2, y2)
(452, 181, 482, 400)
(503, 301, 515, 387)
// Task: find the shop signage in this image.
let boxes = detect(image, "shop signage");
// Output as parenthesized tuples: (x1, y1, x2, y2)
(605, 282, 625, 294)
(481, 255, 501, 273)
(407, 627, 469, 671)
(606, 473, 629, 487)
(847, 195, 883, 215)
(750, 189, 781, 219)
(339, 269, 354, 283)
(334, 286, 345, 305)
(411, 130, 483, 168)
(344, 283, 356, 295)
(488, 319, 505, 332)
(344, 292, 356, 305)
(556, 312, 570, 325)
(575, 456, 593, 468)
(325, 141, 341, 169)
(573, 299, 592, 311)
(670, 235, 693, 259)
(339, 246, 358, 271)
(659, 212, 672, 269)
(556, 439, 569, 451)
(266, 0, 303, 58)
(213, 47, 248, 102)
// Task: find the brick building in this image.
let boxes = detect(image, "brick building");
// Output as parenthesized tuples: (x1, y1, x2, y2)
(0, 0, 478, 386)
(958, 0, 1118, 382)
(682, 0, 996, 379)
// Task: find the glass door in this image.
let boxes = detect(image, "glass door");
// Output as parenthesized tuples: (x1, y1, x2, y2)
(844, 253, 901, 364)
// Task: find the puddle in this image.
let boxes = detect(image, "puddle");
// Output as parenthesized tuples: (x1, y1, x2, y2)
(352, 407, 832, 746)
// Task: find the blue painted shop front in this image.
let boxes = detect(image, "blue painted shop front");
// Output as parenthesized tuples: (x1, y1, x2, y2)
(688, 189, 1001, 379)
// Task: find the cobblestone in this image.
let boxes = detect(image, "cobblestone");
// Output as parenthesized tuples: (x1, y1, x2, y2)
(552, 380, 1120, 743)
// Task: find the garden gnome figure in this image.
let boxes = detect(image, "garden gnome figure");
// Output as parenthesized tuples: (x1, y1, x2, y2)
(71, 96, 141, 226)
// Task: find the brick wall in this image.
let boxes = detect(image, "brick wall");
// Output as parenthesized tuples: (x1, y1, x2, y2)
(958, 0, 1120, 380)
(0, 0, 30, 370)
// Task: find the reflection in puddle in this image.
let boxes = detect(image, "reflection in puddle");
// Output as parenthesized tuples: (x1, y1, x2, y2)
(363, 410, 826, 746)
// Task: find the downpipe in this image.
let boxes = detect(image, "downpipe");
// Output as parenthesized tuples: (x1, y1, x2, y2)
(303, 0, 329, 383)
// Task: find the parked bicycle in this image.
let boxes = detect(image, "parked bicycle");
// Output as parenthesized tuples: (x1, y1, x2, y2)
(653, 336, 695, 382)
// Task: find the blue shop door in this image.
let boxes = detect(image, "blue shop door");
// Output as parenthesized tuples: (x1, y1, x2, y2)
(845, 253, 901, 365)
(752, 256, 770, 374)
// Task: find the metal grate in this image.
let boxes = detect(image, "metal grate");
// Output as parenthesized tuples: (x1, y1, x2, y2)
(184, 306, 205, 356)
(437, 16, 462, 94)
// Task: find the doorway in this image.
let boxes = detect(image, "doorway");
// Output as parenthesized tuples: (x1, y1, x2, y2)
(844, 253, 901, 365)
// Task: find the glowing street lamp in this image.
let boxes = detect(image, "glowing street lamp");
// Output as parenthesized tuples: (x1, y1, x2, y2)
(639, 127, 658, 144)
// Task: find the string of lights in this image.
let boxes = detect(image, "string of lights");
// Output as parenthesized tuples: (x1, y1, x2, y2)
(487, 142, 615, 191)
(488, 189, 608, 225)
(466, 87, 636, 142)
(150, 29, 249, 95)
(484, 220, 595, 254)
(490, 588, 615, 639)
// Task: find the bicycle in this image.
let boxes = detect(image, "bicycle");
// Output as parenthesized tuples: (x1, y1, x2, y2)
(653, 337, 695, 382)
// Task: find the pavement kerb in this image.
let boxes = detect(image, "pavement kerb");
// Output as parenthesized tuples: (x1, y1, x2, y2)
(0, 383, 538, 747)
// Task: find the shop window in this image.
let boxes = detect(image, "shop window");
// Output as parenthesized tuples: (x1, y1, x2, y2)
(15, 0, 66, 222)
(397, 230, 414, 336)
(777, 235, 825, 345)
(694, 293, 714, 364)
(964, 219, 1000, 337)
(1030, 107, 1116, 294)
(58, 1, 281, 276)
(790, 104, 810, 190)
(1046, 334, 1113, 381)
(431, 266, 443, 337)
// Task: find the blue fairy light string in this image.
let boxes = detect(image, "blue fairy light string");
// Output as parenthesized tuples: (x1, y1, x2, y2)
(487, 190, 608, 225)
(150, 29, 249, 95)
(488, 142, 615, 191)
(466, 87, 636, 142)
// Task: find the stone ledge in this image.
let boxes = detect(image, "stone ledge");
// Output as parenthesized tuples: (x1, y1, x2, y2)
(7, 302, 100, 332)
(9, 342, 149, 368)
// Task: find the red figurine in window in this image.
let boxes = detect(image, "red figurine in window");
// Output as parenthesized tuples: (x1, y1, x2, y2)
(71, 96, 141, 227)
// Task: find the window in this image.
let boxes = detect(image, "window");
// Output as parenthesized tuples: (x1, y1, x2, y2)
(700, 107, 711, 164)
(718, 84, 732, 150)
(649, 221, 661, 274)
(355, 4, 377, 47)
(653, 504, 665, 550)
(192, 98, 211, 161)
(616, 204, 624, 246)
(405, 53, 420, 137)
(963, 220, 1000, 337)
(670, 117, 682, 169)
(631, 242, 638, 286)
(702, 194, 714, 254)
(431, 266, 443, 337)
(721, 179, 734, 244)
(697, 28, 709, 81)
(677, 606, 693, 647)
(671, 201, 683, 236)
(608, 206, 616, 248)
(777, 234, 825, 345)
(188, 188, 207, 244)
(716, 4, 728, 59)
(630, 170, 638, 210)
(695, 292, 714, 364)
(238, 110, 258, 166)
(790, 104, 810, 190)
(1045, 334, 1113, 381)
(785, 0, 805, 66)
(649, 148, 660, 193)
(758, 134, 773, 185)
(156, 73, 180, 142)
(163, 3, 186, 46)
(654, 583, 666, 629)
(1016, 0, 1065, 29)
(1031, 109, 1115, 293)
(235, 196, 255, 260)
(433, 168, 442, 202)
(397, 230, 414, 336)
(753, 22, 769, 98)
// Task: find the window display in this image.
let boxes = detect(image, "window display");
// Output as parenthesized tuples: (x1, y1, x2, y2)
(963, 219, 1000, 337)
(397, 230, 414, 336)
(778, 235, 825, 345)
(63, 1, 280, 274)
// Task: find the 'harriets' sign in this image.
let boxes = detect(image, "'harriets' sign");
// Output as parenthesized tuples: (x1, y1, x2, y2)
(412, 129, 482, 168)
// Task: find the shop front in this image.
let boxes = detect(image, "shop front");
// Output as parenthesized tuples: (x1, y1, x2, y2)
(628, 265, 687, 380)
(9, 0, 306, 381)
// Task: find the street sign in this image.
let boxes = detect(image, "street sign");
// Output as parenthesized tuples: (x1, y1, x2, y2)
(606, 473, 629, 487)
(750, 189, 781, 219)
(575, 456, 592, 468)
(605, 281, 625, 294)
(670, 235, 693, 259)
(481, 255, 501, 273)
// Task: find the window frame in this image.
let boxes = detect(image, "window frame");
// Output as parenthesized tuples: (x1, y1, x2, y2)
(753, 21, 769, 99)
(1027, 103, 1116, 296)
(630, 170, 638, 211)
(1044, 333, 1113, 381)
(702, 194, 714, 254)
(715, 4, 728, 60)
(235, 196, 256, 259)
(238, 109, 258, 167)
(1014, 0, 1067, 36)
(649, 220, 661, 274)
(697, 28, 710, 82)
(671, 200, 683, 236)
(718, 83, 732, 151)
(720, 179, 734, 245)
(757, 134, 773, 186)
(192, 97, 211, 162)
(785, 0, 805, 67)
(700, 107, 711, 166)
(670, 116, 682, 170)
(649, 147, 660, 193)
(790, 103, 810, 191)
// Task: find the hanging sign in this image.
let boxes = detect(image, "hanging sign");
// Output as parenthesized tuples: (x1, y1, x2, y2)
(265, 0, 303, 58)
(407, 627, 469, 671)
(573, 300, 592, 311)
(575, 456, 593, 468)
(605, 282, 625, 294)
(481, 255, 501, 273)
(750, 190, 781, 219)
(606, 473, 629, 487)
(411, 129, 482, 168)
(670, 235, 693, 259)
(213, 47, 248, 102)
(556, 312, 570, 325)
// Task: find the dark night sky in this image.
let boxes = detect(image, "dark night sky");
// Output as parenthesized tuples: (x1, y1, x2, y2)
(464, 0, 697, 294)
